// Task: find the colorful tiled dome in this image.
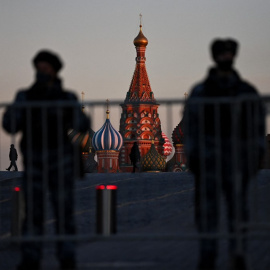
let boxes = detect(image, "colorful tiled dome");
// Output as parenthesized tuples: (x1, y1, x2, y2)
(172, 120, 184, 145)
(92, 109, 123, 151)
(69, 128, 95, 153)
(141, 141, 166, 172)
(161, 132, 173, 156)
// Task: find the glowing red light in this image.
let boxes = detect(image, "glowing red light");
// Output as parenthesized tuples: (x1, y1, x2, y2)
(14, 187, 20, 192)
(96, 185, 105, 190)
(106, 185, 117, 190)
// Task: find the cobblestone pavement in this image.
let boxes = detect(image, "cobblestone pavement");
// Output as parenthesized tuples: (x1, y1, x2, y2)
(0, 171, 269, 270)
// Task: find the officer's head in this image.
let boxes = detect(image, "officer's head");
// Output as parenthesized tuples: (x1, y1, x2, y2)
(211, 39, 238, 71)
(32, 50, 63, 83)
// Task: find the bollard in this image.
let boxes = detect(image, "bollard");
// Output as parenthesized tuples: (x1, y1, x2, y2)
(96, 185, 117, 235)
(11, 186, 24, 236)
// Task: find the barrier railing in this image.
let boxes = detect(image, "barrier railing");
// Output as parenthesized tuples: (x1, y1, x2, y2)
(0, 96, 269, 246)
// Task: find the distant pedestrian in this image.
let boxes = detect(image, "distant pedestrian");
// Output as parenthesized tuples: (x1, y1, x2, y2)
(129, 142, 141, 173)
(184, 39, 265, 270)
(2, 50, 90, 270)
(6, 144, 18, 171)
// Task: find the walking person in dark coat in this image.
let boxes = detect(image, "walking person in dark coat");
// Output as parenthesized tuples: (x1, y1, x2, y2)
(6, 144, 18, 171)
(183, 39, 265, 270)
(2, 50, 90, 270)
(129, 142, 141, 173)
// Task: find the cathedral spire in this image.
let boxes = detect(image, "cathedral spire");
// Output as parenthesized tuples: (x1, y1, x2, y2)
(119, 19, 164, 172)
(125, 17, 155, 104)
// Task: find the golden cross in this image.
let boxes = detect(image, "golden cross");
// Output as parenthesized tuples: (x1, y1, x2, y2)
(106, 99, 110, 119)
(81, 91, 85, 103)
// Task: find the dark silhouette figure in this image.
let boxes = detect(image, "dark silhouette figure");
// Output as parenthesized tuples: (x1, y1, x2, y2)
(129, 142, 141, 173)
(6, 144, 18, 171)
(183, 39, 265, 270)
(2, 50, 90, 270)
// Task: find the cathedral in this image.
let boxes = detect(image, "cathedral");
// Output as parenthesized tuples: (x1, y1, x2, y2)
(75, 20, 187, 173)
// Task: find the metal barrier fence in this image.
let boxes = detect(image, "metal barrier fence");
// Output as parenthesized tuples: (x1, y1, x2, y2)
(0, 96, 270, 246)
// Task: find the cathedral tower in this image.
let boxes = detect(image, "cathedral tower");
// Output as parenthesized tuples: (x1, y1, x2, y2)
(119, 19, 164, 172)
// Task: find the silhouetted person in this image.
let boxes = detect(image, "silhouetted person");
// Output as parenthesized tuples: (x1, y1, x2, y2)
(6, 144, 18, 171)
(184, 39, 265, 270)
(2, 50, 90, 270)
(129, 142, 141, 173)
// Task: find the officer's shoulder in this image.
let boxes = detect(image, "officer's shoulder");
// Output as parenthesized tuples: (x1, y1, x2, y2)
(189, 82, 205, 98)
(14, 89, 29, 102)
(240, 79, 260, 96)
(62, 89, 78, 101)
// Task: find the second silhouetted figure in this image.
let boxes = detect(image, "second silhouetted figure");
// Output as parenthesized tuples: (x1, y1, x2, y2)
(184, 39, 265, 270)
(6, 144, 18, 171)
(129, 142, 141, 173)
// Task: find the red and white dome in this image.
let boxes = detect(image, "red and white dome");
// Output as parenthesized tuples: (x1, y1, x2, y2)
(162, 132, 173, 156)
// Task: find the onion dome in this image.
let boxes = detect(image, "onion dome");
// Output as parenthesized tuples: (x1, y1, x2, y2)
(92, 108, 123, 151)
(141, 141, 166, 172)
(134, 25, 148, 47)
(69, 128, 95, 154)
(161, 132, 173, 156)
(172, 120, 184, 145)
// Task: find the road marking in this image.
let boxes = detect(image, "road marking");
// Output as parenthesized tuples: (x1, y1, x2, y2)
(75, 177, 138, 191)
(117, 188, 194, 208)
(45, 187, 194, 223)
(0, 199, 10, 203)
(79, 261, 157, 268)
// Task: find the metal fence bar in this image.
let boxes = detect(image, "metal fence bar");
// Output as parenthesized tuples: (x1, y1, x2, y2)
(2, 232, 270, 243)
(41, 107, 48, 235)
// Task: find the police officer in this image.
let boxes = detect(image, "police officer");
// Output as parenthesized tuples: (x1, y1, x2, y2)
(184, 39, 265, 270)
(3, 50, 90, 270)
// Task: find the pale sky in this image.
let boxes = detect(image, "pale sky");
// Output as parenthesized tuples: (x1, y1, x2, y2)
(0, 0, 270, 170)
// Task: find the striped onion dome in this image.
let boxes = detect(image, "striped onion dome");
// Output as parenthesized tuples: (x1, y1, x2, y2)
(69, 128, 95, 153)
(92, 109, 123, 151)
(172, 120, 184, 145)
(141, 141, 166, 172)
(161, 132, 173, 156)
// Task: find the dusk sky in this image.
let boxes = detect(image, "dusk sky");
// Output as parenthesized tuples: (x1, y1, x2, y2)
(1, 0, 270, 169)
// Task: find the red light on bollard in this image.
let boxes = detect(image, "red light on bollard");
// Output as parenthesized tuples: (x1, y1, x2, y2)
(96, 185, 105, 190)
(14, 187, 20, 192)
(106, 185, 117, 190)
